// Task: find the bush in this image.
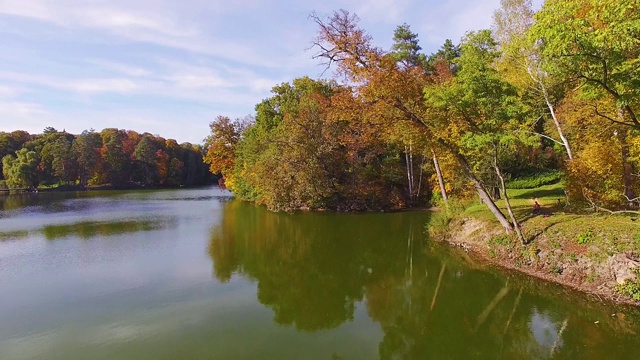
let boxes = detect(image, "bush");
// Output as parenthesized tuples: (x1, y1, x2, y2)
(577, 229, 595, 245)
(506, 170, 562, 189)
(615, 268, 640, 301)
(427, 198, 466, 240)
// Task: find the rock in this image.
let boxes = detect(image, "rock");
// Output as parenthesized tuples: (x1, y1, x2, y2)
(608, 254, 640, 285)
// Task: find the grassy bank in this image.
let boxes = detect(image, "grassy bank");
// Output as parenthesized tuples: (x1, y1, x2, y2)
(432, 182, 640, 304)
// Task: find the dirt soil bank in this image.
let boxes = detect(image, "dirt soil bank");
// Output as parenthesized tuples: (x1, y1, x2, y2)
(442, 216, 640, 306)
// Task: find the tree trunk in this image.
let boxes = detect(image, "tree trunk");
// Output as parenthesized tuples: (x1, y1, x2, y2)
(405, 146, 413, 199)
(416, 155, 425, 198)
(409, 140, 414, 199)
(528, 66, 573, 160)
(451, 149, 514, 233)
(544, 93, 573, 160)
(432, 150, 449, 209)
(619, 129, 637, 206)
(493, 147, 525, 244)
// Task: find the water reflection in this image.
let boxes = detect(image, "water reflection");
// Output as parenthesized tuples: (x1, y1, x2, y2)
(0, 230, 29, 241)
(41, 219, 172, 240)
(209, 200, 640, 359)
(208, 201, 413, 331)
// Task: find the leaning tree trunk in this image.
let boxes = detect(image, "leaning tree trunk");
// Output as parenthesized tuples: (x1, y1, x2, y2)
(543, 92, 573, 160)
(493, 147, 525, 244)
(529, 66, 573, 160)
(432, 150, 449, 209)
(449, 148, 514, 233)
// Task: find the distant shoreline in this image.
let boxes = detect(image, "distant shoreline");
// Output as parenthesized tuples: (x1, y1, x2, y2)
(0, 183, 218, 194)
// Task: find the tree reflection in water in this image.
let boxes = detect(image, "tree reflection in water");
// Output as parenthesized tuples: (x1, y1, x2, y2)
(208, 200, 640, 359)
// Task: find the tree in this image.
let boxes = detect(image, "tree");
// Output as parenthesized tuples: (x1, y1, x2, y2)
(2, 148, 38, 188)
(494, 0, 574, 160)
(530, 0, 640, 130)
(41, 136, 76, 184)
(530, 0, 640, 206)
(310, 10, 514, 232)
(99, 129, 130, 186)
(132, 136, 158, 185)
(391, 23, 427, 68)
(203, 115, 244, 189)
(425, 30, 531, 242)
(390, 23, 440, 203)
(0, 130, 31, 179)
(72, 130, 101, 186)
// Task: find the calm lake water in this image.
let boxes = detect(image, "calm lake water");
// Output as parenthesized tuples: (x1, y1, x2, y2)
(1, 187, 639, 359)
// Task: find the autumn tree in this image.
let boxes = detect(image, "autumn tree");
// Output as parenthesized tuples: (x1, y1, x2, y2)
(531, 0, 640, 130)
(203, 115, 245, 189)
(530, 0, 640, 207)
(389, 23, 441, 203)
(99, 129, 130, 186)
(311, 10, 516, 232)
(494, 0, 574, 160)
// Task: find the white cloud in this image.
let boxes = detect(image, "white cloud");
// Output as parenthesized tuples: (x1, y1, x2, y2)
(87, 60, 152, 77)
(0, 85, 21, 97)
(415, 0, 501, 49)
(0, 0, 517, 143)
(0, 100, 51, 132)
(351, 0, 412, 24)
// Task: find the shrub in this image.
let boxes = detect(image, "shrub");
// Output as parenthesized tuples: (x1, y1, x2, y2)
(577, 229, 595, 245)
(615, 268, 640, 301)
(506, 170, 562, 189)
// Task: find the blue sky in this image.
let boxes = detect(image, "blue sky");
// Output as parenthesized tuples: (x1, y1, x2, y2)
(0, 0, 537, 144)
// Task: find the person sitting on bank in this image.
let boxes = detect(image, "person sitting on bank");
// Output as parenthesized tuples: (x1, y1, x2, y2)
(532, 200, 542, 215)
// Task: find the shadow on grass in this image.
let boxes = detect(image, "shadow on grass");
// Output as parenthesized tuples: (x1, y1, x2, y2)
(523, 215, 582, 245)
(512, 188, 565, 200)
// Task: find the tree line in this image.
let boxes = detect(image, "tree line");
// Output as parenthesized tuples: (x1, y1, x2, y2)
(204, 0, 639, 242)
(1, 127, 212, 189)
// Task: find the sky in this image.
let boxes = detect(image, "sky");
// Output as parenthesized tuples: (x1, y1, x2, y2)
(0, 0, 539, 144)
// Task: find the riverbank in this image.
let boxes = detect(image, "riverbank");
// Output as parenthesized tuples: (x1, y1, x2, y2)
(0, 183, 217, 194)
(432, 183, 640, 305)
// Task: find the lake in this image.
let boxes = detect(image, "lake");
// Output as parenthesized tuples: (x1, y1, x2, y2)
(1, 187, 638, 359)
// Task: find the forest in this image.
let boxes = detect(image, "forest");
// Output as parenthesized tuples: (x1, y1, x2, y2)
(0, 127, 212, 189)
(204, 0, 639, 242)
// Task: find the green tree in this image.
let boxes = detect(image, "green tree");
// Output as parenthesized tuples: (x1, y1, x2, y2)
(2, 148, 39, 188)
(391, 23, 427, 68)
(530, 0, 640, 129)
(41, 136, 76, 184)
(72, 130, 102, 186)
(132, 136, 158, 185)
(424, 30, 531, 241)
(494, 0, 574, 160)
(0, 131, 31, 180)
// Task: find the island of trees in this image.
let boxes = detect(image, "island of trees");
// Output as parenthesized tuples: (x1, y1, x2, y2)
(1, 127, 212, 190)
(203, 0, 640, 301)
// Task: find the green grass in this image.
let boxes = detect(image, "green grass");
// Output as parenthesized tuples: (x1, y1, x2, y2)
(462, 183, 566, 226)
(452, 181, 640, 301)
(460, 182, 640, 263)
